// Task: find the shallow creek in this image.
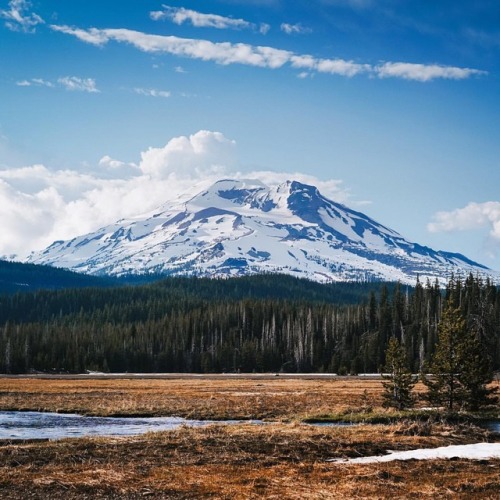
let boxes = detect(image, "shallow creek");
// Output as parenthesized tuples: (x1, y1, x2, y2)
(1, 411, 498, 441)
(0, 411, 258, 440)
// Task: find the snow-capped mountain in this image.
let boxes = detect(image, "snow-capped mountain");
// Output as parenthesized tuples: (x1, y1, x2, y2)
(28, 179, 496, 284)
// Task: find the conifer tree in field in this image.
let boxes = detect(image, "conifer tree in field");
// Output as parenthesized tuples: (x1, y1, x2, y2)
(423, 304, 497, 412)
(382, 337, 415, 410)
(458, 327, 498, 411)
(423, 305, 466, 411)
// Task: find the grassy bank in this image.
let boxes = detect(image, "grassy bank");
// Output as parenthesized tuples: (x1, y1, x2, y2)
(0, 422, 498, 499)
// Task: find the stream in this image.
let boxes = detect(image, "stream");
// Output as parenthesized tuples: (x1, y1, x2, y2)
(1, 411, 498, 441)
(0, 411, 254, 440)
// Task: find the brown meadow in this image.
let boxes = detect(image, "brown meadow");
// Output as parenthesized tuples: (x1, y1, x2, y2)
(0, 376, 498, 498)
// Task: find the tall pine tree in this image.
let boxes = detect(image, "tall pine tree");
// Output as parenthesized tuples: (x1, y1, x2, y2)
(382, 337, 415, 410)
(424, 304, 497, 411)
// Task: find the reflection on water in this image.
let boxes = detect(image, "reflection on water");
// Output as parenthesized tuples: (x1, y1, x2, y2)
(484, 420, 500, 433)
(0, 411, 244, 440)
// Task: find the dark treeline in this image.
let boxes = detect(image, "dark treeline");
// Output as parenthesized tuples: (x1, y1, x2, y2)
(0, 274, 498, 374)
(0, 259, 120, 294)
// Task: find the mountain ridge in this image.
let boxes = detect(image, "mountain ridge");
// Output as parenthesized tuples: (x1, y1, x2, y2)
(28, 178, 495, 285)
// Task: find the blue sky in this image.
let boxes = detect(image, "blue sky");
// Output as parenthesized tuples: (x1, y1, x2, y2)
(1, 0, 499, 271)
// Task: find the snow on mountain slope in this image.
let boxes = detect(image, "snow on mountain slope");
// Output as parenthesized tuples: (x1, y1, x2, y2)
(28, 179, 496, 284)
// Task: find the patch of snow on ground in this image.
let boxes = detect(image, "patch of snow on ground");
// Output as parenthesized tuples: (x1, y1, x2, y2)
(329, 443, 500, 464)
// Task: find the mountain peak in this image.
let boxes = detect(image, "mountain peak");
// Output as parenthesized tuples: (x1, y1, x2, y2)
(27, 177, 496, 284)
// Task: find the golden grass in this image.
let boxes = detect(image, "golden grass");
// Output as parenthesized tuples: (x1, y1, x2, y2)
(0, 376, 430, 419)
(0, 376, 499, 498)
(0, 423, 498, 499)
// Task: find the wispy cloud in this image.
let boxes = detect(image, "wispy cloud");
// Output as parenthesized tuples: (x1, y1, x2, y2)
(150, 5, 269, 34)
(16, 78, 54, 88)
(134, 87, 171, 98)
(464, 28, 500, 49)
(51, 25, 295, 69)
(50, 25, 487, 82)
(0, 0, 44, 32)
(16, 76, 99, 92)
(58, 76, 99, 93)
(375, 62, 486, 82)
(259, 23, 271, 35)
(291, 54, 369, 77)
(281, 23, 312, 35)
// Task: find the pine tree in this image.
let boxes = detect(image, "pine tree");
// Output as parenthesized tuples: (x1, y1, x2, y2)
(424, 304, 497, 412)
(382, 337, 415, 410)
(424, 305, 467, 411)
(459, 328, 498, 411)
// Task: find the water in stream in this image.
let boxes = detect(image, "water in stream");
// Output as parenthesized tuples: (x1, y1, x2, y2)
(0, 411, 242, 440)
(1, 411, 497, 441)
(484, 420, 500, 433)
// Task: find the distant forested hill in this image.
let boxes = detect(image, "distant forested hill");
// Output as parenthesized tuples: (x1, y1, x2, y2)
(0, 260, 118, 293)
(151, 274, 390, 304)
(0, 262, 393, 300)
(0, 274, 389, 324)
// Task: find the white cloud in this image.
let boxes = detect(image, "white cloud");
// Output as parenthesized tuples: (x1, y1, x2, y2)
(16, 78, 54, 88)
(134, 87, 171, 98)
(98, 156, 139, 177)
(0, 130, 354, 258)
(428, 202, 500, 240)
(0, 164, 111, 201)
(16, 76, 99, 92)
(58, 76, 100, 93)
(50, 24, 485, 82)
(0, 0, 44, 32)
(428, 202, 500, 259)
(0, 179, 63, 255)
(259, 23, 271, 35)
(32, 78, 54, 87)
(151, 6, 254, 31)
(51, 26, 293, 69)
(291, 54, 368, 77)
(99, 155, 126, 169)
(174, 65, 186, 73)
(375, 62, 486, 82)
(139, 130, 237, 179)
(316, 58, 369, 77)
(280, 23, 312, 35)
(50, 24, 110, 45)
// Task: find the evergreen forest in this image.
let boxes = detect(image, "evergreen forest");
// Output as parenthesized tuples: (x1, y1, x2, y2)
(0, 259, 118, 294)
(0, 273, 499, 375)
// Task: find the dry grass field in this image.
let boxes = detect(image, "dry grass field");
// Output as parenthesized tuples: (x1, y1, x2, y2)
(0, 375, 423, 419)
(0, 376, 499, 499)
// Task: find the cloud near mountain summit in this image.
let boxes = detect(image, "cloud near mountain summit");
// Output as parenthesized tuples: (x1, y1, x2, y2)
(0, 131, 350, 258)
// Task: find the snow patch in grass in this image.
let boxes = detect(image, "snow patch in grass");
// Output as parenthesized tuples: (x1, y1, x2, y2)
(330, 443, 500, 464)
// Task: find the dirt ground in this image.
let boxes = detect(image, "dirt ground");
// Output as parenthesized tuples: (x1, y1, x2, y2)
(0, 376, 499, 499)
